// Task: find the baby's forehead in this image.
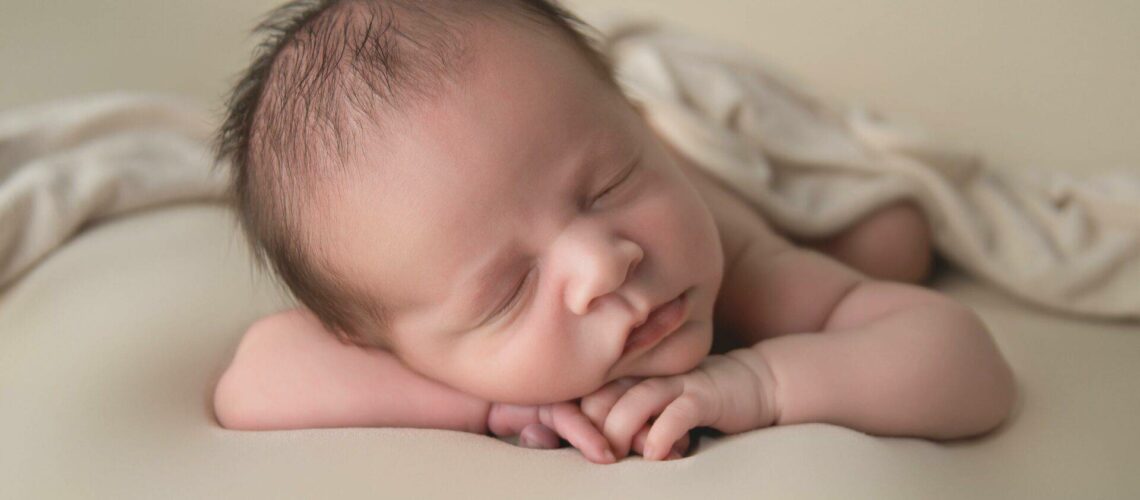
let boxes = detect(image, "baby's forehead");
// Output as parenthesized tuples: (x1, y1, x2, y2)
(336, 20, 628, 203)
(336, 12, 619, 172)
(314, 12, 634, 311)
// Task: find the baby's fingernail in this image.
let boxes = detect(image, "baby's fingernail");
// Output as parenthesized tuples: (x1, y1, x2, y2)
(643, 445, 656, 460)
(603, 449, 616, 463)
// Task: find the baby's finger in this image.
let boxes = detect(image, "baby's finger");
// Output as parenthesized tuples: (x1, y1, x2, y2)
(580, 378, 639, 430)
(518, 423, 560, 450)
(671, 432, 692, 459)
(486, 403, 541, 437)
(603, 379, 681, 459)
(643, 397, 703, 461)
(542, 402, 615, 464)
(628, 423, 652, 456)
(631, 424, 690, 460)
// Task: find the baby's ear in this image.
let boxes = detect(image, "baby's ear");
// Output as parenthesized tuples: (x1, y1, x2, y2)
(331, 332, 356, 346)
(312, 312, 392, 350)
(364, 335, 393, 351)
(311, 317, 357, 346)
(334, 329, 390, 351)
(363, 326, 398, 352)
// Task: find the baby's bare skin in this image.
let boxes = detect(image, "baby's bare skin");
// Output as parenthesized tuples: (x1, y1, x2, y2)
(214, 140, 1009, 462)
(213, 13, 1015, 464)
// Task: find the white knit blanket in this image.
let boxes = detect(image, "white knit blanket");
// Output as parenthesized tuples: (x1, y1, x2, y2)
(2, 21, 1137, 319)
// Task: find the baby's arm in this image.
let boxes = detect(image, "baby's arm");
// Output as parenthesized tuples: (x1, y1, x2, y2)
(213, 308, 617, 462)
(587, 229, 1016, 459)
(213, 308, 491, 433)
(724, 246, 1016, 438)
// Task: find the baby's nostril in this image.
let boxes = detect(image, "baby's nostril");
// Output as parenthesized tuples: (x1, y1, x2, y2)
(581, 293, 608, 315)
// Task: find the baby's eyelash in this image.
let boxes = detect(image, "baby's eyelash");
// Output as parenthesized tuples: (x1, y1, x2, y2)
(593, 162, 638, 202)
(490, 268, 534, 320)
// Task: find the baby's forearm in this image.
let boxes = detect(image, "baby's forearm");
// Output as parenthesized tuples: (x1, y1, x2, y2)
(740, 285, 1016, 439)
(214, 312, 490, 434)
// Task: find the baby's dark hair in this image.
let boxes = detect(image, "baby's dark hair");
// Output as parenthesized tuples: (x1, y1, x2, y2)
(214, 0, 616, 348)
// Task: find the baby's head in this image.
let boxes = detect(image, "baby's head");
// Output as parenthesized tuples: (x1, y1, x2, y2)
(217, 0, 725, 404)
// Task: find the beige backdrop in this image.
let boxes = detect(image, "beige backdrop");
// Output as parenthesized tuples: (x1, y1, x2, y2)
(2, 0, 1137, 175)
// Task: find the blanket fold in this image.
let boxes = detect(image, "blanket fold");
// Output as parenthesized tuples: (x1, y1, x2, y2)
(595, 17, 1140, 319)
(1, 19, 1137, 320)
(0, 94, 227, 291)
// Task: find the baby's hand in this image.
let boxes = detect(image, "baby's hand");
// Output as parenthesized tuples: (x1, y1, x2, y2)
(580, 374, 716, 461)
(581, 354, 779, 461)
(486, 402, 617, 464)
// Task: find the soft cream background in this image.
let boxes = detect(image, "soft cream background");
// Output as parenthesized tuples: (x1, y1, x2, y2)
(2, 0, 1137, 174)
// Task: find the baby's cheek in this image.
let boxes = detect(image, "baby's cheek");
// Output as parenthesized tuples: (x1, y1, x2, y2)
(478, 333, 583, 402)
(648, 189, 721, 268)
(647, 322, 713, 376)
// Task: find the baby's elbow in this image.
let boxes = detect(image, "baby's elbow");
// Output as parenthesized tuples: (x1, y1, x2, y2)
(212, 327, 289, 431)
(213, 365, 266, 430)
(956, 366, 1017, 439)
(979, 366, 1017, 435)
(933, 301, 1018, 437)
(975, 349, 1018, 436)
(213, 373, 243, 429)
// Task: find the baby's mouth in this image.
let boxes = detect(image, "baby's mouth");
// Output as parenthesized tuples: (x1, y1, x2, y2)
(622, 291, 689, 355)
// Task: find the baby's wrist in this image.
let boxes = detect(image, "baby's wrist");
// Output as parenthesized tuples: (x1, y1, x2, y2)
(699, 348, 780, 433)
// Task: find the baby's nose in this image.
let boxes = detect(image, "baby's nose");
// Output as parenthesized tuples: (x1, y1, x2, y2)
(566, 238, 643, 316)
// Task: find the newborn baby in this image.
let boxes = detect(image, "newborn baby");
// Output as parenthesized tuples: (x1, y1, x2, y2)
(213, 0, 1015, 463)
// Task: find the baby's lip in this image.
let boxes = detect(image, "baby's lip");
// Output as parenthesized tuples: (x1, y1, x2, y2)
(630, 289, 685, 328)
(622, 290, 689, 356)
